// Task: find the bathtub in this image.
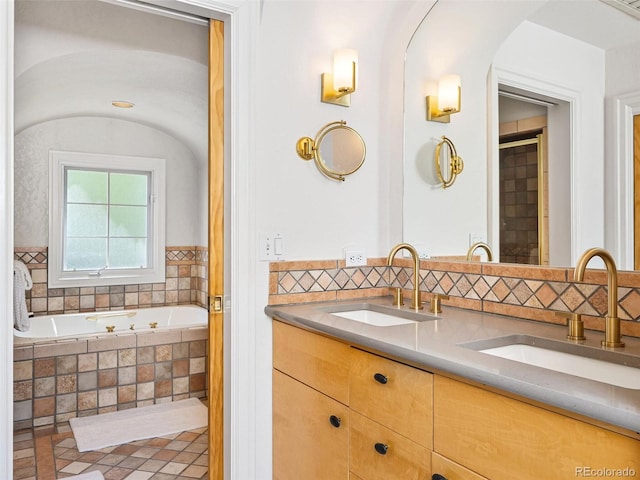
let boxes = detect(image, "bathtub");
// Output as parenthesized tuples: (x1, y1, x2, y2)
(13, 305, 208, 340)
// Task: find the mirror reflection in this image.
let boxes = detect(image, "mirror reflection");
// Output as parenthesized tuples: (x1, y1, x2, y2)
(318, 125, 366, 176)
(403, 0, 640, 268)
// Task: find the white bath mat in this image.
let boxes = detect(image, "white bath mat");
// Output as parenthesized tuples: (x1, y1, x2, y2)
(70, 398, 208, 452)
(67, 471, 105, 480)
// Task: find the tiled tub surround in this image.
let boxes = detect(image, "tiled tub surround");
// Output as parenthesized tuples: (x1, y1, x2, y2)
(13, 327, 209, 431)
(269, 258, 640, 338)
(14, 246, 209, 315)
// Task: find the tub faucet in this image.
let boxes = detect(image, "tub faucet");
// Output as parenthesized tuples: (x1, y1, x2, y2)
(466, 242, 493, 262)
(574, 248, 624, 349)
(387, 243, 423, 311)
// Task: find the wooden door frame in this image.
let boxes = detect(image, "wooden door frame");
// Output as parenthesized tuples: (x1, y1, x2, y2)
(634, 115, 640, 270)
(208, 18, 225, 480)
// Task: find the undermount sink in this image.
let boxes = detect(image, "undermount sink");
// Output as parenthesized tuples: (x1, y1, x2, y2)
(463, 335, 640, 390)
(322, 303, 438, 327)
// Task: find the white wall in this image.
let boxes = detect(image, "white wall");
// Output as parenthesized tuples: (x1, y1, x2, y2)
(14, 117, 200, 247)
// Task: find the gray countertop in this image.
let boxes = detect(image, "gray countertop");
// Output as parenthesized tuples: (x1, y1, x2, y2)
(265, 297, 640, 436)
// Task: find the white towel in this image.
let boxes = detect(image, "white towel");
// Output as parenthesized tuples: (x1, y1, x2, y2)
(13, 260, 32, 332)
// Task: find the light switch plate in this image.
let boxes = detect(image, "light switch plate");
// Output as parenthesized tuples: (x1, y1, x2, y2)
(259, 232, 285, 261)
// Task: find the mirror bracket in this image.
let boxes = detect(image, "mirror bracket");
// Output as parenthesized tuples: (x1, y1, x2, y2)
(435, 135, 464, 189)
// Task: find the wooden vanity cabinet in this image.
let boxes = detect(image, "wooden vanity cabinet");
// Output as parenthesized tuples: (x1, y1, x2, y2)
(272, 321, 352, 480)
(273, 369, 349, 480)
(431, 452, 488, 480)
(349, 348, 433, 479)
(433, 375, 640, 480)
(272, 321, 433, 480)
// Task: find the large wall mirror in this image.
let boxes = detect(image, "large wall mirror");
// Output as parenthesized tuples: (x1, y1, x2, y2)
(403, 0, 640, 269)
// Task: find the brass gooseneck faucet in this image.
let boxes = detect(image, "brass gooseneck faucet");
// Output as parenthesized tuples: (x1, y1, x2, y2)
(387, 243, 423, 311)
(574, 248, 624, 349)
(466, 241, 493, 262)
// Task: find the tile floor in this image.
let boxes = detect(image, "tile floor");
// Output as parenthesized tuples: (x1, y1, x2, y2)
(13, 423, 208, 479)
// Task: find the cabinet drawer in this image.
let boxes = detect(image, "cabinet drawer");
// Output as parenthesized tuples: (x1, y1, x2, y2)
(273, 320, 351, 403)
(431, 452, 488, 480)
(350, 348, 433, 447)
(434, 375, 640, 480)
(350, 411, 430, 480)
(273, 369, 349, 480)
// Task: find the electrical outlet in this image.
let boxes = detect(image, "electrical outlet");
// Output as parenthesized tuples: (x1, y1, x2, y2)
(345, 250, 366, 267)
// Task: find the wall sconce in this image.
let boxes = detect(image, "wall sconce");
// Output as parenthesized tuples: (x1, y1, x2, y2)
(321, 49, 358, 107)
(426, 74, 461, 123)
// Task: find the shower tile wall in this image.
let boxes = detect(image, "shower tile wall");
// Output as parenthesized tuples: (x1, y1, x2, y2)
(499, 143, 540, 264)
(13, 327, 208, 431)
(14, 246, 209, 315)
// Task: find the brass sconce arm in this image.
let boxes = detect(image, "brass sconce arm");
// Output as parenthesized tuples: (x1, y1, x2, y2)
(435, 136, 464, 189)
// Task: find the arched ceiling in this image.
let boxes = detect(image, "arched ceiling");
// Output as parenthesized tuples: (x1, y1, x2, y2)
(15, 0, 209, 165)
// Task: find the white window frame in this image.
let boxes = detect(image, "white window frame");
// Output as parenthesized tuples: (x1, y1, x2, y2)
(49, 150, 166, 288)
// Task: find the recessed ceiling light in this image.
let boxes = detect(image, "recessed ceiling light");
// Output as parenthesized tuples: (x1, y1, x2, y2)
(112, 101, 135, 108)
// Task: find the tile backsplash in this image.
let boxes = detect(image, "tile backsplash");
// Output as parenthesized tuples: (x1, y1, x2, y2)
(269, 258, 640, 338)
(15, 246, 208, 315)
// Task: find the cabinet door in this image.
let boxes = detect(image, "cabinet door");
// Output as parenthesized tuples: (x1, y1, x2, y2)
(350, 410, 430, 480)
(273, 369, 349, 480)
(273, 320, 351, 404)
(350, 348, 433, 448)
(431, 452, 488, 480)
(434, 375, 640, 480)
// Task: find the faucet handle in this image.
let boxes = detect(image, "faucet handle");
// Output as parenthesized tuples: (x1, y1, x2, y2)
(430, 294, 449, 314)
(391, 287, 404, 308)
(555, 311, 585, 341)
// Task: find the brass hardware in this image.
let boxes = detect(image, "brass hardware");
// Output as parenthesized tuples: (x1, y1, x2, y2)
(296, 121, 366, 182)
(435, 136, 464, 189)
(86, 311, 137, 321)
(210, 295, 223, 313)
(574, 248, 624, 348)
(430, 294, 449, 314)
(466, 242, 493, 262)
(426, 75, 461, 123)
(149, 322, 158, 328)
(129, 323, 135, 330)
(392, 287, 404, 308)
(556, 311, 585, 341)
(387, 243, 423, 311)
(105, 325, 115, 333)
(321, 50, 357, 107)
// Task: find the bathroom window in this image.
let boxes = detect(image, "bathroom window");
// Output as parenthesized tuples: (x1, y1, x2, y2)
(49, 151, 166, 288)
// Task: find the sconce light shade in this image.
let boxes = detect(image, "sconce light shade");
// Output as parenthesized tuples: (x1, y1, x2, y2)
(427, 74, 461, 123)
(322, 49, 358, 107)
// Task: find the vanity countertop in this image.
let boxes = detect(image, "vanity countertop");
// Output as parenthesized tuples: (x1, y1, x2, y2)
(265, 297, 640, 435)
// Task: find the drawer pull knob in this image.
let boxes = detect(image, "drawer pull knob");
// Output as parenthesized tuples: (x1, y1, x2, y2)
(374, 442, 389, 455)
(329, 415, 341, 428)
(432, 475, 447, 480)
(373, 373, 388, 384)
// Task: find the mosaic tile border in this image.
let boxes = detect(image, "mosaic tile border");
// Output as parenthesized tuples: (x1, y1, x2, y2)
(15, 246, 208, 315)
(269, 258, 640, 338)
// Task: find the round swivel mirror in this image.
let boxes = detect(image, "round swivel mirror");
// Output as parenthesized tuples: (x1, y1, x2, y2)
(296, 121, 366, 181)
